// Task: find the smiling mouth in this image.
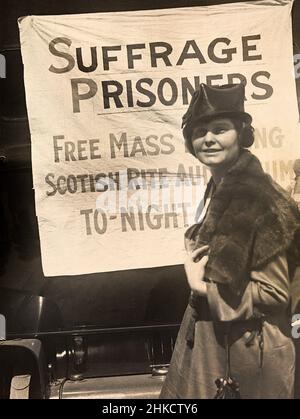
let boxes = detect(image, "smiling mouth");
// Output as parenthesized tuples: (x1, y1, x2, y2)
(201, 149, 222, 153)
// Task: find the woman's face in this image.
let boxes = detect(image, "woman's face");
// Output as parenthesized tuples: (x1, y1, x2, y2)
(191, 117, 240, 169)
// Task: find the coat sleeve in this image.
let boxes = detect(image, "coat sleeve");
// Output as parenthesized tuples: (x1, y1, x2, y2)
(206, 251, 290, 322)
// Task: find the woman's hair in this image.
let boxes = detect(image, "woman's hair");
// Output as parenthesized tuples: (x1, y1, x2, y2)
(185, 116, 255, 156)
(231, 117, 255, 148)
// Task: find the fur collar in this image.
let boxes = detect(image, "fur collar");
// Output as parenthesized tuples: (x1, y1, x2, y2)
(187, 149, 300, 296)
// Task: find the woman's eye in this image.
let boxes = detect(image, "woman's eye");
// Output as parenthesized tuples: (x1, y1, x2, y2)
(195, 129, 207, 137)
(193, 129, 207, 138)
(214, 128, 227, 134)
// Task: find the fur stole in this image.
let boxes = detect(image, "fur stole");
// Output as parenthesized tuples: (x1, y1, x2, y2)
(190, 149, 300, 297)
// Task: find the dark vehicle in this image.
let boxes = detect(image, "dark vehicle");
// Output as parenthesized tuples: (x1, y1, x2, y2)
(1, 0, 300, 399)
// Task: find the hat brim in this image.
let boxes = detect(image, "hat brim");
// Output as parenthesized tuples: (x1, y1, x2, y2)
(192, 110, 252, 125)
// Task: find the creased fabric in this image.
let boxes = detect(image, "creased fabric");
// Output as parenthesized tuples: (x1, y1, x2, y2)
(160, 252, 295, 399)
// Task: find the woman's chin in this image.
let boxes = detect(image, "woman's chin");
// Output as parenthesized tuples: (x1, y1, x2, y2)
(196, 154, 224, 167)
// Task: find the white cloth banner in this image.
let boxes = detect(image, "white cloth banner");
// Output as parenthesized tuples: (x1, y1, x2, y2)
(19, 0, 299, 276)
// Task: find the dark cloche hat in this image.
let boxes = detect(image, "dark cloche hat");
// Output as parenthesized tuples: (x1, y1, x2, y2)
(182, 83, 252, 145)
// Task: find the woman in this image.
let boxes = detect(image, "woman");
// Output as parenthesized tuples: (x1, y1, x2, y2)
(159, 83, 300, 399)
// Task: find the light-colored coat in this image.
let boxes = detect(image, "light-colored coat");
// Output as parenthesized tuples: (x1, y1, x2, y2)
(160, 206, 295, 399)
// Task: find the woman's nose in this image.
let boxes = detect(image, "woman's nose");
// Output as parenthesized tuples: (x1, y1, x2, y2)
(204, 131, 216, 146)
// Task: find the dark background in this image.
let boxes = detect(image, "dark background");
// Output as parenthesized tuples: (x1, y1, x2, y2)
(0, 0, 299, 331)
